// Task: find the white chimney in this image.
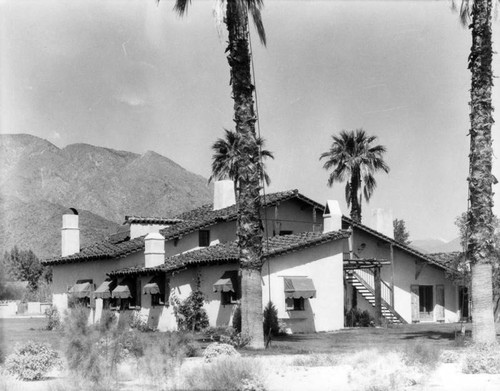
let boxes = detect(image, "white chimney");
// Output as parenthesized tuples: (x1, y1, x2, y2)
(62, 208, 80, 257)
(323, 200, 342, 233)
(371, 208, 394, 239)
(213, 180, 236, 210)
(144, 232, 165, 268)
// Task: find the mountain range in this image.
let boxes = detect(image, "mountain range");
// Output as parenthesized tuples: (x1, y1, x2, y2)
(410, 237, 462, 254)
(0, 134, 212, 259)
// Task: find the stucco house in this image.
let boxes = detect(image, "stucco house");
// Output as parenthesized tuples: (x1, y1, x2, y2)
(43, 180, 463, 332)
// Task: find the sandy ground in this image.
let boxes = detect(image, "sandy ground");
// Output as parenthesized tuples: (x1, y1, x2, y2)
(3, 355, 500, 391)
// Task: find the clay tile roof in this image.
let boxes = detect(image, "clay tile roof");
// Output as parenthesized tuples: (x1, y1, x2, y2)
(124, 216, 182, 225)
(42, 190, 324, 266)
(42, 236, 145, 266)
(110, 230, 350, 276)
(342, 216, 454, 272)
(159, 190, 323, 240)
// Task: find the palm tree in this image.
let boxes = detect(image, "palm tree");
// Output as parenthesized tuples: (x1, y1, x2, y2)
(208, 128, 274, 196)
(319, 129, 389, 223)
(171, 0, 267, 348)
(456, 0, 497, 344)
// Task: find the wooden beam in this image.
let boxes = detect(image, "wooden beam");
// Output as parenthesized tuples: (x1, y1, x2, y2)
(390, 243, 395, 307)
(374, 266, 382, 326)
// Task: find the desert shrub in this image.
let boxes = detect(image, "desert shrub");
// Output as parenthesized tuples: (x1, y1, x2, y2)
(263, 301, 279, 336)
(291, 353, 340, 367)
(345, 308, 374, 327)
(462, 343, 500, 374)
(220, 329, 252, 349)
(5, 341, 61, 381)
(440, 350, 461, 363)
(233, 305, 242, 332)
(129, 310, 156, 332)
(346, 349, 423, 391)
(204, 342, 240, 363)
(45, 306, 61, 331)
(402, 341, 441, 369)
(97, 309, 117, 333)
(183, 356, 265, 391)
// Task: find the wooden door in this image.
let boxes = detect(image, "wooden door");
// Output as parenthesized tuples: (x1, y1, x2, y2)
(411, 285, 419, 323)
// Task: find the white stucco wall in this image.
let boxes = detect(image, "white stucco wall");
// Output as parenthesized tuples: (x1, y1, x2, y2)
(130, 223, 171, 239)
(262, 240, 345, 333)
(346, 228, 459, 323)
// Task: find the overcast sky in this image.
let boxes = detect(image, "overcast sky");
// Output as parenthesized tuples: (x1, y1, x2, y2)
(1, 0, 499, 242)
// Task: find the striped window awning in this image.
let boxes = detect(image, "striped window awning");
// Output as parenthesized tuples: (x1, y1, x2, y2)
(94, 280, 116, 299)
(284, 277, 316, 299)
(112, 278, 134, 299)
(143, 276, 161, 295)
(68, 282, 92, 298)
(213, 270, 238, 293)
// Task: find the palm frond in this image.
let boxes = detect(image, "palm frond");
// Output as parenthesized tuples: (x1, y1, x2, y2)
(248, 2, 267, 45)
(212, 0, 226, 39)
(172, 0, 191, 16)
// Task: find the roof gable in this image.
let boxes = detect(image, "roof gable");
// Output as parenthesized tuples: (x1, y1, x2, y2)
(341, 216, 453, 271)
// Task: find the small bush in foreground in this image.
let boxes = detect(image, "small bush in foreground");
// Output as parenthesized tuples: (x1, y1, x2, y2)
(204, 342, 240, 363)
(5, 341, 61, 381)
(291, 353, 340, 367)
(263, 301, 279, 337)
(462, 343, 500, 374)
(346, 349, 423, 391)
(402, 341, 441, 369)
(183, 356, 265, 391)
(440, 350, 462, 363)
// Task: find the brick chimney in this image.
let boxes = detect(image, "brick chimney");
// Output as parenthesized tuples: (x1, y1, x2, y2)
(62, 208, 80, 257)
(323, 200, 342, 233)
(371, 208, 394, 239)
(144, 232, 165, 268)
(213, 180, 236, 210)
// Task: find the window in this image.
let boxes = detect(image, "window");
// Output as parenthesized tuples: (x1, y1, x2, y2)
(214, 270, 240, 305)
(285, 297, 304, 311)
(199, 230, 210, 247)
(279, 230, 293, 236)
(221, 291, 239, 305)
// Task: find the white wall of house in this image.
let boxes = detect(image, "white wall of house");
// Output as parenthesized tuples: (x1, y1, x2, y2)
(347, 229, 459, 323)
(262, 240, 345, 333)
(130, 223, 171, 239)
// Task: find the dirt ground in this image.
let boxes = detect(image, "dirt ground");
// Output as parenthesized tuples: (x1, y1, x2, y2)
(2, 318, 500, 390)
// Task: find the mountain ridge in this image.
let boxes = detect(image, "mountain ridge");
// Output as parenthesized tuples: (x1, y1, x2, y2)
(0, 133, 212, 259)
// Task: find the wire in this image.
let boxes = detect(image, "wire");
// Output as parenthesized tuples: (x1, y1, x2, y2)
(248, 19, 272, 311)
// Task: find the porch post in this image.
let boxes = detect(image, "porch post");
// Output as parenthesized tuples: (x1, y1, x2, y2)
(390, 244, 395, 307)
(374, 266, 382, 326)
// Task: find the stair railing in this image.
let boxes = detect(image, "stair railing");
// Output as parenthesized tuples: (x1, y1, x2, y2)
(352, 269, 393, 307)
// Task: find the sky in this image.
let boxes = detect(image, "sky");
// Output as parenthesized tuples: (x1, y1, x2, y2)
(1, 0, 500, 242)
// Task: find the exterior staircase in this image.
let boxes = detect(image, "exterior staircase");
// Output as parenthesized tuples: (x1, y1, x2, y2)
(345, 270, 407, 325)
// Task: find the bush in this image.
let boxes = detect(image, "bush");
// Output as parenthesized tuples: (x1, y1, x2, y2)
(462, 343, 500, 374)
(183, 356, 265, 391)
(345, 308, 374, 327)
(5, 341, 61, 380)
(129, 310, 155, 332)
(174, 289, 209, 332)
(220, 329, 252, 349)
(204, 342, 241, 363)
(263, 301, 279, 337)
(402, 341, 441, 369)
(45, 306, 61, 331)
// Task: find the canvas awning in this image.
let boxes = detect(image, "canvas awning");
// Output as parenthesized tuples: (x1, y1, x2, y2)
(284, 277, 316, 299)
(68, 282, 92, 298)
(111, 279, 133, 299)
(94, 280, 116, 299)
(213, 270, 238, 293)
(143, 276, 161, 295)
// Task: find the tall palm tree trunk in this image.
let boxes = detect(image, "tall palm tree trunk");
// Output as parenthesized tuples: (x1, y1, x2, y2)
(226, 0, 264, 349)
(350, 170, 362, 223)
(467, 0, 496, 344)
